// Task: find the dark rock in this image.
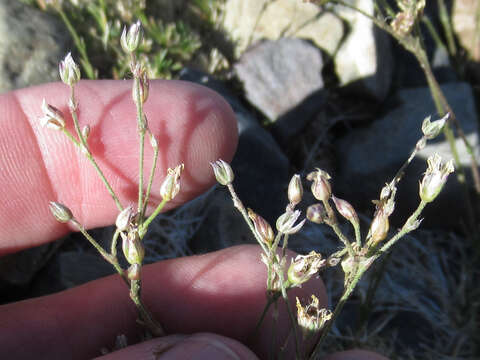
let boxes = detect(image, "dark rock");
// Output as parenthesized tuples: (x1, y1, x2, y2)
(334, 82, 479, 228)
(180, 68, 290, 252)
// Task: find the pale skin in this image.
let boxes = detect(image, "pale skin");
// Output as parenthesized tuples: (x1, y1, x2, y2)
(0, 80, 389, 360)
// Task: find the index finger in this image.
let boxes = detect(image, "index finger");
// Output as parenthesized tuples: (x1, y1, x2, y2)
(0, 80, 237, 255)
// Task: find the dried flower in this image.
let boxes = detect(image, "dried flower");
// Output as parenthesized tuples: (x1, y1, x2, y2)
(288, 174, 303, 207)
(287, 251, 326, 286)
(149, 133, 158, 149)
(120, 20, 143, 53)
(49, 201, 73, 223)
(422, 114, 448, 140)
(276, 209, 306, 235)
(296, 295, 332, 338)
(332, 196, 359, 227)
(419, 154, 454, 203)
(121, 230, 145, 265)
(248, 209, 274, 246)
(81, 125, 90, 140)
(59, 53, 80, 86)
(39, 99, 66, 130)
(391, 0, 425, 37)
(159, 164, 184, 201)
(115, 205, 135, 232)
(132, 70, 149, 104)
(307, 169, 332, 202)
(210, 159, 234, 186)
(367, 208, 390, 246)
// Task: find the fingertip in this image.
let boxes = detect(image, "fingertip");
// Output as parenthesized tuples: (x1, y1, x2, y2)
(2, 79, 237, 253)
(95, 333, 258, 360)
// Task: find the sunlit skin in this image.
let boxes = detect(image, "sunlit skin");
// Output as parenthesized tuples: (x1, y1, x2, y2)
(0, 80, 388, 360)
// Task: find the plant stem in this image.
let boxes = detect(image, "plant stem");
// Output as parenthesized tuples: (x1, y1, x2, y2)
(132, 72, 147, 217)
(130, 278, 165, 336)
(141, 133, 159, 219)
(139, 198, 168, 237)
(279, 273, 302, 359)
(63, 90, 123, 211)
(323, 200, 355, 258)
(57, 8, 96, 79)
(436, 0, 457, 57)
(309, 261, 369, 360)
(70, 219, 126, 281)
(111, 229, 120, 257)
(310, 199, 429, 359)
(227, 184, 269, 255)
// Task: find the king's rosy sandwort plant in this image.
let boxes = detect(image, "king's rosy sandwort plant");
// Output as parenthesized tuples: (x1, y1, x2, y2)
(42, 21, 454, 359)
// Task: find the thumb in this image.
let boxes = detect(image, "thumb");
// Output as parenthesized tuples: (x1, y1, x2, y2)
(95, 333, 258, 360)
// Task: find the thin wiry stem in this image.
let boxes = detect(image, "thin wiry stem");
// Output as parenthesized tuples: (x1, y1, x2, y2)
(141, 132, 159, 219)
(62, 126, 123, 211)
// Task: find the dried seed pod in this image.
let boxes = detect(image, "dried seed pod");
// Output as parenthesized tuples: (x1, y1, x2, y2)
(288, 174, 303, 207)
(59, 52, 80, 86)
(160, 164, 184, 201)
(49, 202, 73, 223)
(210, 159, 234, 186)
(248, 209, 274, 246)
(307, 169, 331, 202)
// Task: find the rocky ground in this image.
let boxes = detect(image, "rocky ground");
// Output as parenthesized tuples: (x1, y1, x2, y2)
(0, 0, 479, 359)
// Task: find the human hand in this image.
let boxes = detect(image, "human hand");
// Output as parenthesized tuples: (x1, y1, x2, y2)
(0, 80, 388, 360)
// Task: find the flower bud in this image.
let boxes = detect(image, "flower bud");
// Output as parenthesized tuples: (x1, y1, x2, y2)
(81, 125, 90, 140)
(306, 203, 326, 224)
(149, 133, 158, 149)
(210, 159, 234, 186)
(132, 70, 149, 104)
(367, 208, 389, 246)
(288, 174, 303, 206)
(39, 99, 66, 130)
(49, 201, 73, 223)
(122, 231, 145, 265)
(160, 164, 184, 201)
(248, 208, 274, 246)
(419, 154, 454, 203)
(276, 209, 306, 235)
(422, 114, 448, 140)
(287, 251, 326, 286)
(307, 169, 331, 202)
(296, 295, 332, 339)
(59, 52, 81, 86)
(115, 205, 135, 232)
(120, 20, 143, 53)
(332, 196, 359, 227)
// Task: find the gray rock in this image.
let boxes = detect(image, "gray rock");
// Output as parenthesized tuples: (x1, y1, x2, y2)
(223, 0, 344, 57)
(334, 0, 393, 101)
(235, 38, 326, 142)
(0, 1, 71, 92)
(334, 82, 479, 228)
